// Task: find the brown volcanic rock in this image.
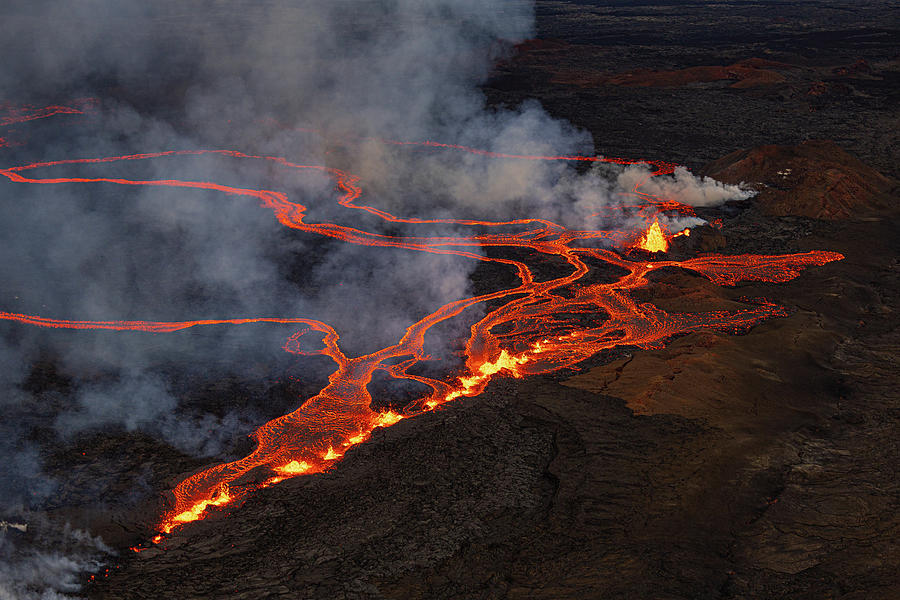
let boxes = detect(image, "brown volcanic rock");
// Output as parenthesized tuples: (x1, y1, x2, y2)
(564, 269, 840, 422)
(701, 140, 895, 219)
(600, 59, 790, 89)
(548, 58, 791, 89)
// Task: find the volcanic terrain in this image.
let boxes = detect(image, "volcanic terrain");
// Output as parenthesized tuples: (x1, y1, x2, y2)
(1, 1, 897, 599)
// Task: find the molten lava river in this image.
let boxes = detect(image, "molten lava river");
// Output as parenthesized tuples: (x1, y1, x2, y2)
(0, 118, 842, 546)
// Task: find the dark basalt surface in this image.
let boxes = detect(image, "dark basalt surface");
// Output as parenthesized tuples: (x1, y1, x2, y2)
(10, 1, 899, 599)
(490, 1, 899, 179)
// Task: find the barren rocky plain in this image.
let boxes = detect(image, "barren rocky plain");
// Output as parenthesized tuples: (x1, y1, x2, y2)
(3, 1, 898, 599)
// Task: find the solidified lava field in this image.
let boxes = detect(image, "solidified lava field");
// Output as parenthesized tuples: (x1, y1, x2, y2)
(1, 2, 898, 599)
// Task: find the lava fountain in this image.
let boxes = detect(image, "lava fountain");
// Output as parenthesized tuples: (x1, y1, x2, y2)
(0, 135, 843, 542)
(634, 220, 669, 253)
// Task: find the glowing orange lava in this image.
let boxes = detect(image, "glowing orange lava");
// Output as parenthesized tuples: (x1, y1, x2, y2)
(0, 135, 843, 540)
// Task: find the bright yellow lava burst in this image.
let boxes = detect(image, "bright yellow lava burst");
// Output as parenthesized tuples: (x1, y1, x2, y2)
(168, 487, 232, 530)
(638, 220, 669, 253)
(276, 460, 311, 475)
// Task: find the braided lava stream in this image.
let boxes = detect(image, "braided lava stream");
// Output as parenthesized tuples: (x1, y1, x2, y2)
(0, 142, 842, 545)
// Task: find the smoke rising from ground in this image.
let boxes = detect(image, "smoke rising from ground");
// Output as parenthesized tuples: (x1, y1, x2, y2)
(619, 164, 756, 207)
(0, 515, 112, 600)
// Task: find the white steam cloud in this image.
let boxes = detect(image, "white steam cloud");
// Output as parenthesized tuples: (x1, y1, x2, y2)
(618, 164, 756, 207)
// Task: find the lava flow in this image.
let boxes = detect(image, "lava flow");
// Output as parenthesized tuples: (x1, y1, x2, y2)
(0, 137, 843, 542)
(0, 98, 98, 147)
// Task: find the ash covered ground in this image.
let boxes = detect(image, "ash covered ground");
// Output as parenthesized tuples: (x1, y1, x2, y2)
(1, 1, 898, 599)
